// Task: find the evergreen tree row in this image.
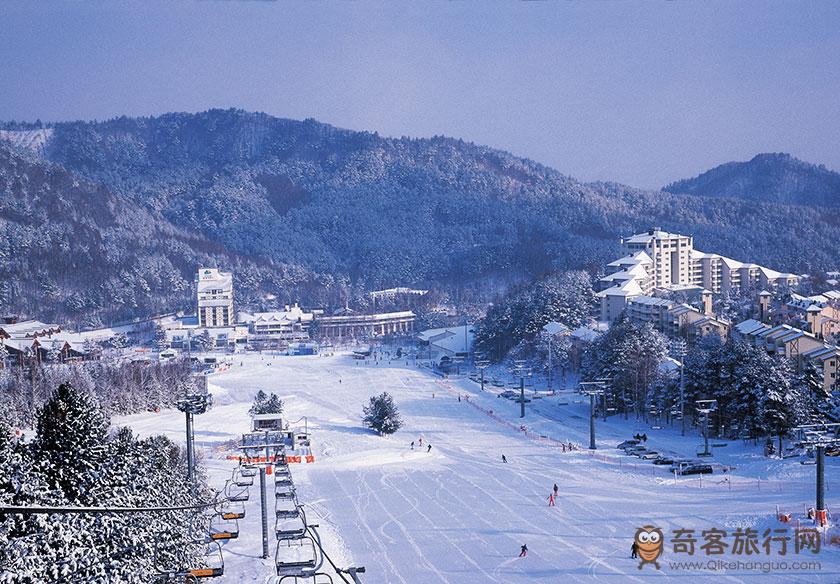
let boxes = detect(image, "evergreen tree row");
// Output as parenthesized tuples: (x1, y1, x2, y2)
(0, 383, 212, 583)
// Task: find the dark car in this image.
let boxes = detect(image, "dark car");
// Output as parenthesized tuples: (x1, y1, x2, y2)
(677, 463, 713, 476)
(652, 455, 675, 465)
(617, 439, 640, 449)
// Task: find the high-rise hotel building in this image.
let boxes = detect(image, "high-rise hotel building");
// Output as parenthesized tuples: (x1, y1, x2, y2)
(196, 268, 234, 328)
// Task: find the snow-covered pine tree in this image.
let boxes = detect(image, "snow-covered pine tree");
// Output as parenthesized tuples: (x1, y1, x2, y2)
(33, 383, 109, 503)
(362, 392, 403, 435)
(195, 330, 214, 352)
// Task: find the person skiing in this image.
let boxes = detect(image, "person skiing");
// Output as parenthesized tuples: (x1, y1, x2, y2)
(418, 437, 423, 447)
(501, 454, 508, 463)
(519, 544, 528, 557)
(410, 441, 415, 450)
(631, 540, 639, 559)
(548, 493, 555, 507)
(427, 444, 432, 453)
(553, 483, 559, 497)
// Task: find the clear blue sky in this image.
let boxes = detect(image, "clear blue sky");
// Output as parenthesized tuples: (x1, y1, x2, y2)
(1, 1, 838, 188)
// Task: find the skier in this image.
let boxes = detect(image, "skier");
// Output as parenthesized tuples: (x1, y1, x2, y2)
(501, 454, 508, 463)
(631, 540, 639, 559)
(553, 483, 559, 498)
(418, 437, 423, 447)
(519, 544, 528, 558)
(410, 441, 415, 450)
(548, 493, 555, 507)
(427, 444, 432, 453)
(458, 395, 461, 402)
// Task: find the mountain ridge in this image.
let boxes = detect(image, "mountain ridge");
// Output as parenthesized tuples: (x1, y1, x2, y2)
(2, 109, 840, 323)
(663, 152, 840, 207)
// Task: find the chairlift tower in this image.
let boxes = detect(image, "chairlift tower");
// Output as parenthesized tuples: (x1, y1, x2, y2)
(580, 380, 607, 449)
(176, 382, 213, 487)
(695, 399, 717, 457)
(475, 359, 490, 392)
(240, 428, 289, 559)
(512, 360, 531, 419)
(793, 423, 840, 527)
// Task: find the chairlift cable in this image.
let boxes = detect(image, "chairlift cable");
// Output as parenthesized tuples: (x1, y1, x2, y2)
(306, 524, 353, 584)
(0, 496, 231, 515)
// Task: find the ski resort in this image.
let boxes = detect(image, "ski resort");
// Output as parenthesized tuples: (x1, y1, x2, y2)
(3, 2, 840, 582)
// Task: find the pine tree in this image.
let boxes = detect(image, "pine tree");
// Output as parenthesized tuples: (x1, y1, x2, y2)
(249, 391, 283, 415)
(362, 392, 403, 435)
(195, 330, 214, 352)
(33, 383, 109, 503)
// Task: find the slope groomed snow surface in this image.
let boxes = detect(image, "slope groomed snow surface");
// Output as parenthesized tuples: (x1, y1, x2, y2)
(115, 352, 840, 583)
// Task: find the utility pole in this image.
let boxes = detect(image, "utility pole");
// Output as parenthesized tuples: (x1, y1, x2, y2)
(547, 333, 552, 393)
(672, 339, 688, 436)
(580, 381, 606, 450)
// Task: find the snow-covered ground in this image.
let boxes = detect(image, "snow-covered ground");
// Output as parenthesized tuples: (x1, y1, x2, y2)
(115, 353, 840, 583)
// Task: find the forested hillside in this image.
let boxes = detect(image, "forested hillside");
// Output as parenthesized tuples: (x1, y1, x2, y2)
(664, 152, 840, 207)
(2, 110, 840, 323)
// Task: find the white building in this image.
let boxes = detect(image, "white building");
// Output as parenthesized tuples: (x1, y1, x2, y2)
(598, 229, 799, 322)
(238, 304, 315, 345)
(196, 268, 234, 328)
(417, 324, 475, 364)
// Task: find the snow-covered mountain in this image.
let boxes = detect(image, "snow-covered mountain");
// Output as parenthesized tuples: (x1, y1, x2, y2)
(664, 153, 840, 207)
(3, 110, 840, 323)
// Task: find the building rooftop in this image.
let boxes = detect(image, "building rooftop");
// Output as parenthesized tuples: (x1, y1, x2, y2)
(623, 229, 689, 244)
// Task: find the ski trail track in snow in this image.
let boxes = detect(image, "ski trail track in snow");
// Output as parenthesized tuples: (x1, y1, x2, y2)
(119, 354, 840, 583)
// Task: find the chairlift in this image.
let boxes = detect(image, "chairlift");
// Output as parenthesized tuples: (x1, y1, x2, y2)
(274, 464, 292, 478)
(155, 540, 224, 581)
(188, 541, 225, 579)
(275, 513, 307, 540)
(225, 480, 249, 502)
(239, 463, 258, 478)
(275, 536, 319, 579)
(220, 500, 245, 520)
(275, 473, 294, 488)
(275, 482, 296, 499)
(233, 468, 254, 487)
(209, 515, 240, 541)
(275, 497, 299, 519)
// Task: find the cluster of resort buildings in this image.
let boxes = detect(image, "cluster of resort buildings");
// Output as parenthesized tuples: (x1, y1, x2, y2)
(588, 229, 840, 396)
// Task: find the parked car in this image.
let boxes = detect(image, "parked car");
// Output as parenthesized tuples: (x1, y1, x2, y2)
(668, 459, 694, 471)
(499, 390, 518, 399)
(639, 451, 661, 460)
(617, 440, 640, 449)
(624, 445, 647, 455)
(676, 462, 713, 476)
(652, 455, 675, 465)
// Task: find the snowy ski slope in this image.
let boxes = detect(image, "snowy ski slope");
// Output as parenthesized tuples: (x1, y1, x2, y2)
(115, 353, 840, 583)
